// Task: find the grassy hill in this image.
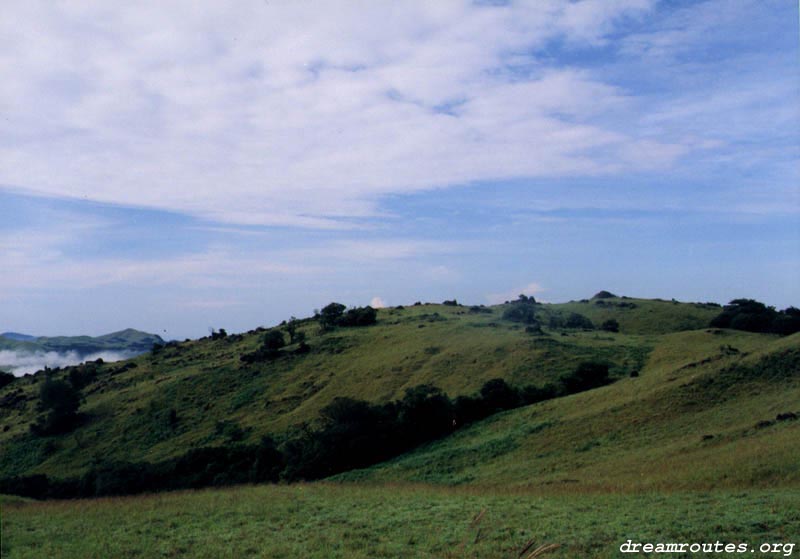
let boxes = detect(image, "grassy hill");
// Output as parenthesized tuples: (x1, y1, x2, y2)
(2, 295, 799, 559)
(338, 330, 800, 490)
(2, 295, 795, 489)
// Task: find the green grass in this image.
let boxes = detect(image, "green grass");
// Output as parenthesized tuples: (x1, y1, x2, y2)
(3, 484, 798, 558)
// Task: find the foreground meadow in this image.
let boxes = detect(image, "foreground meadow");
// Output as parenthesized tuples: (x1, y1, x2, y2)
(3, 483, 799, 558)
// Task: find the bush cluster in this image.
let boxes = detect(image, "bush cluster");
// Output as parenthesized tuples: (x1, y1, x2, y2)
(710, 299, 800, 335)
(317, 302, 377, 331)
(502, 295, 539, 325)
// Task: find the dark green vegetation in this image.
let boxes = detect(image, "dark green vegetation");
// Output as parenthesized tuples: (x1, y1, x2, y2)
(1, 295, 798, 557)
(710, 299, 800, 335)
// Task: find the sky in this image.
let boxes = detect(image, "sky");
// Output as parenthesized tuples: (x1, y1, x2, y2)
(1, 0, 798, 340)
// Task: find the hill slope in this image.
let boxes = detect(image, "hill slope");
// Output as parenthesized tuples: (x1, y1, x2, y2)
(338, 331, 800, 490)
(2, 296, 794, 490)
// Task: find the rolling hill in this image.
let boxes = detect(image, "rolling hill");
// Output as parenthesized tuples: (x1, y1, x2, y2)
(3, 293, 796, 489)
(337, 330, 800, 490)
(2, 294, 799, 559)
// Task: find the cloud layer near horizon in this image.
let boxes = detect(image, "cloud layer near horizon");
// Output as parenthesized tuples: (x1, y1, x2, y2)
(1, 0, 693, 226)
(0, 349, 137, 376)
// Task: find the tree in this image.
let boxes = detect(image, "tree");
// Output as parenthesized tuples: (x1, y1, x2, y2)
(318, 302, 346, 331)
(772, 307, 800, 335)
(33, 378, 81, 435)
(397, 385, 453, 445)
(262, 330, 286, 352)
(710, 299, 776, 333)
(479, 378, 519, 412)
(0, 370, 15, 390)
(338, 306, 377, 327)
(286, 317, 298, 343)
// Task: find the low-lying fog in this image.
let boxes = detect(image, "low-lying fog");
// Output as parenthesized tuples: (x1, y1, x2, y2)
(0, 350, 137, 376)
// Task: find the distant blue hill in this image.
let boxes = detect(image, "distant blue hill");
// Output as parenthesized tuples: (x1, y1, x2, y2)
(0, 332, 37, 342)
(0, 329, 164, 356)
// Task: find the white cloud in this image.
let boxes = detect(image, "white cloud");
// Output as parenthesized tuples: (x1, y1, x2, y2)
(370, 297, 386, 308)
(0, 350, 137, 377)
(0, 0, 682, 227)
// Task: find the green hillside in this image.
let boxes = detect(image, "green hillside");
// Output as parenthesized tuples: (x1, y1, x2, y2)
(1, 295, 794, 490)
(338, 330, 800, 490)
(2, 296, 799, 559)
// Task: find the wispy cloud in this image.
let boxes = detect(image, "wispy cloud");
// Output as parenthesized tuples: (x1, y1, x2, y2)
(0, 0, 682, 226)
(1, 1, 797, 337)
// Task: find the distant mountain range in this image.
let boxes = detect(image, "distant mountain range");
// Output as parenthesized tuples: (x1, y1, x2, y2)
(0, 328, 165, 358)
(0, 332, 37, 342)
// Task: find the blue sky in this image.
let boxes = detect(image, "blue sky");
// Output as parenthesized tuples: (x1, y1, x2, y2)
(1, 0, 798, 339)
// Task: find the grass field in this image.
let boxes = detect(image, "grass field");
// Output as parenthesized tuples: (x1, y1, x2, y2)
(3, 484, 799, 559)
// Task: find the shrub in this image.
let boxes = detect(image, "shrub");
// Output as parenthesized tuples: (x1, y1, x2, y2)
(600, 319, 620, 333)
(338, 306, 377, 327)
(502, 297, 538, 324)
(211, 328, 228, 340)
(262, 330, 286, 352)
(479, 378, 519, 412)
(68, 366, 97, 390)
(565, 313, 594, 330)
(519, 383, 558, 405)
(286, 318, 299, 343)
